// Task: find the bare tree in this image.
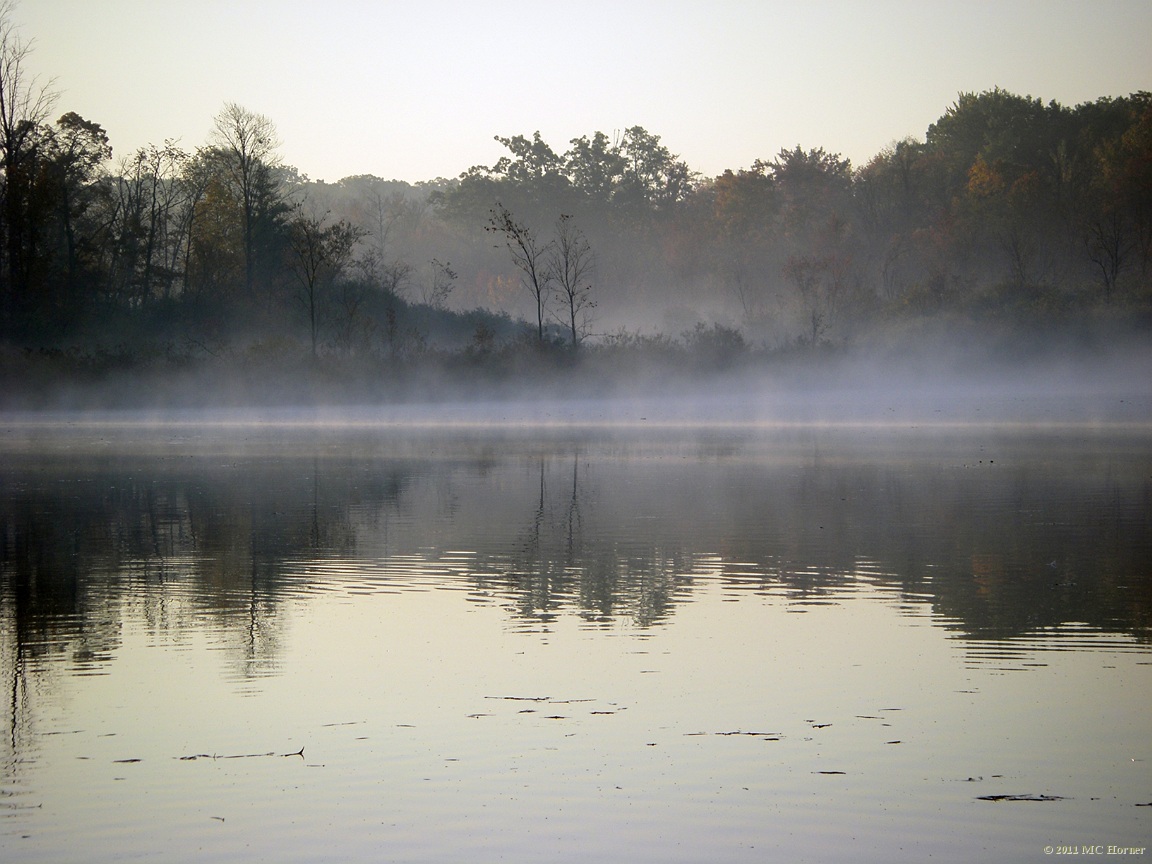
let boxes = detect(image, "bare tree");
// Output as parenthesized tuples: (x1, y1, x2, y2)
(548, 214, 595, 348)
(210, 102, 280, 298)
(287, 204, 364, 357)
(486, 202, 551, 344)
(783, 254, 846, 345)
(108, 140, 189, 304)
(1084, 207, 1133, 295)
(419, 257, 456, 308)
(352, 184, 413, 297)
(359, 186, 403, 263)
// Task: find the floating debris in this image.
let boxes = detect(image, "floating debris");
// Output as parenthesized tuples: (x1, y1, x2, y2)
(485, 696, 550, 702)
(179, 747, 304, 761)
(977, 794, 1066, 802)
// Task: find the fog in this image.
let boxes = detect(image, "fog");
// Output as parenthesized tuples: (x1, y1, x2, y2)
(3, 325, 1149, 432)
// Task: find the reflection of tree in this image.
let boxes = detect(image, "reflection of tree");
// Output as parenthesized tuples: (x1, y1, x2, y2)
(0, 449, 420, 766)
(1, 577, 32, 787)
(504, 457, 568, 624)
(495, 451, 696, 627)
(706, 452, 1152, 642)
(474, 436, 1148, 640)
(1, 433, 1148, 721)
(0, 454, 414, 687)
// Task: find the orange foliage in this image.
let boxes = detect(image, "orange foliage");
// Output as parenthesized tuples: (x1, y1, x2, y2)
(966, 156, 1006, 197)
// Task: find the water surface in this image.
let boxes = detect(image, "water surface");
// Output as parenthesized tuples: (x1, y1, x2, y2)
(1, 422, 1150, 862)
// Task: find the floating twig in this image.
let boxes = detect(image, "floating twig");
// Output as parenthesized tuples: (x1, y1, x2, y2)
(977, 794, 1066, 802)
(486, 696, 550, 702)
(179, 746, 303, 761)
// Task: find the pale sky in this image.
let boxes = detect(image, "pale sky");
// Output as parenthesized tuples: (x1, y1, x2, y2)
(15, 0, 1152, 183)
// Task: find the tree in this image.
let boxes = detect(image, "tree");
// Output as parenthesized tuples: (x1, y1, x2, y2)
(181, 148, 245, 304)
(616, 126, 694, 209)
(491, 131, 567, 187)
(766, 146, 853, 236)
(707, 165, 779, 316)
(46, 112, 111, 292)
(1084, 94, 1152, 294)
(109, 140, 189, 304)
(419, 257, 456, 308)
(783, 254, 854, 345)
(548, 214, 595, 348)
(209, 102, 281, 299)
(349, 179, 412, 296)
(486, 202, 552, 344)
(926, 88, 1053, 195)
(286, 204, 364, 357)
(0, 0, 55, 330)
(566, 131, 625, 203)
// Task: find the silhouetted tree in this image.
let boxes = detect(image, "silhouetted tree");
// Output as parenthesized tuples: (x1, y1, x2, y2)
(418, 257, 456, 308)
(615, 126, 695, 210)
(286, 204, 364, 357)
(566, 130, 625, 204)
(548, 214, 595, 348)
(487, 202, 552, 344)
(43, 113, 108, 278)
(0, 1, 55, 333)
(209, 102, 281, 300)
(108, 140, 189, 304)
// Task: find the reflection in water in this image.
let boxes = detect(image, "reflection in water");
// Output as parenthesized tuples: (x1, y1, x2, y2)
(0, 424, 1149, 862)
(1, 428, 1149, 676)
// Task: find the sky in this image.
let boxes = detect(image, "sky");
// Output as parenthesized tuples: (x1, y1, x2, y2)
(14, 0, 1152, 184)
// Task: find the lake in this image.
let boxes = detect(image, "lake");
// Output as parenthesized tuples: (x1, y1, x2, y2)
(1, 418, 1149, 863)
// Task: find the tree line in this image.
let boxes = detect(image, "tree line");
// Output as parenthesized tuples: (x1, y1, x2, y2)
(0, 2, 1149, 387)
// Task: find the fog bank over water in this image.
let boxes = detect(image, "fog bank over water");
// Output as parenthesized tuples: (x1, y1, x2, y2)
(3, 354, 1150, 432)
(3, 313, 1150, 426)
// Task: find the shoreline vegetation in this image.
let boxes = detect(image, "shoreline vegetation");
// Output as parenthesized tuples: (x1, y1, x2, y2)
(0, 8, 1149, 414)
(2, 328, 1149, 427)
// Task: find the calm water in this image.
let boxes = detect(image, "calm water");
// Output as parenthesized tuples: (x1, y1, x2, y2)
(1, 421, 1150, 863)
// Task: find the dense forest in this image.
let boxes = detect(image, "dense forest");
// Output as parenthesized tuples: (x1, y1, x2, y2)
(0, 9, 1149, 406)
